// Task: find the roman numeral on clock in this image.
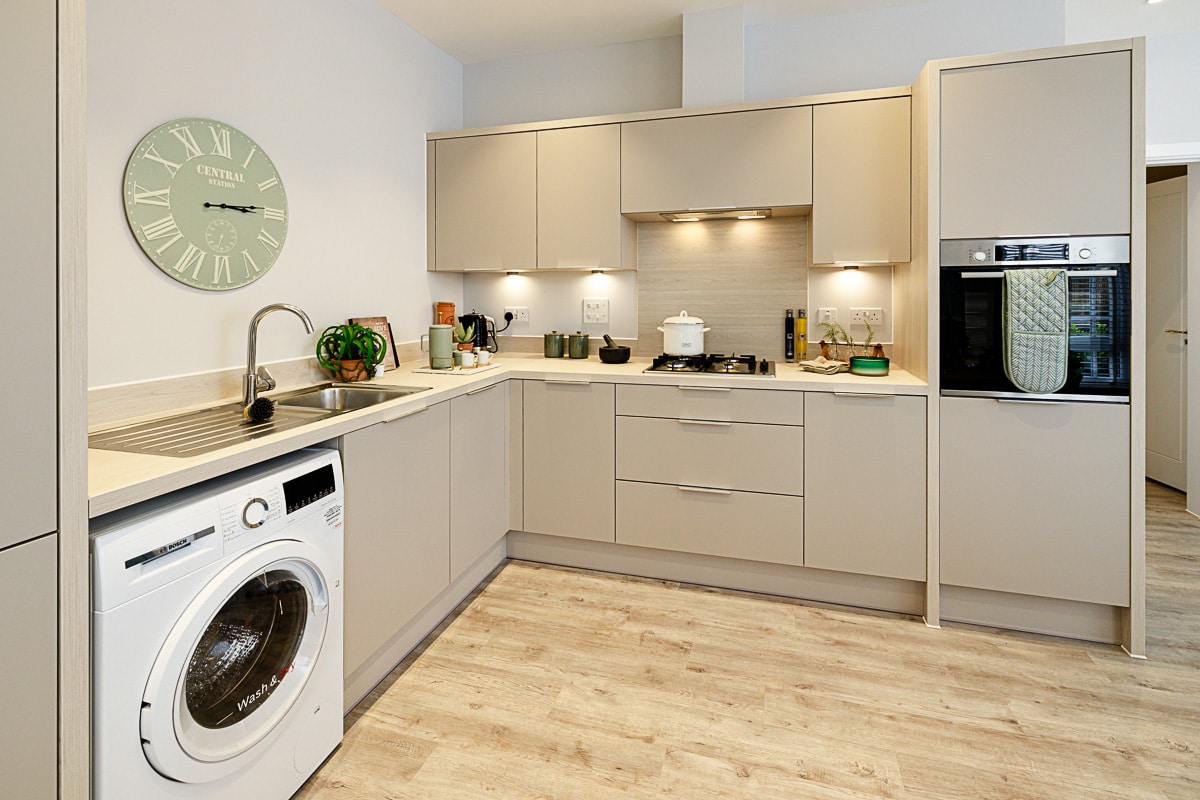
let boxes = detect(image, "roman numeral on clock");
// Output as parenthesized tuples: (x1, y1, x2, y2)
(211, 255, 232, 284)
(256, 229, 281, 256)
(142, 144, 181, 178)
(132, 183, 170, 207)
(172, 244, 206, 278)
(263, 207, 285, 222)
(170, 126, 204, 160)
(208, 125, 231, 159)
(140, 215, 183, 253)
(257, 176, 279, 192)
(241, 249, 261, 277)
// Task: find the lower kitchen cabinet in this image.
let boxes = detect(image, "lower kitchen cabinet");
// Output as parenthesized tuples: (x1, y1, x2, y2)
(617, 481, 804, 565)
(450, 382, 509, 580)
(341, 401, 450, 682)
(803, 392, 926, 581)
(940, 396, 1130, 606)
(523, 380, 615, 541)
(0, 534, 57, 800)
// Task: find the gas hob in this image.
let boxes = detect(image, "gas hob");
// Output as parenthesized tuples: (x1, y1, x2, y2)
(645, 353, 776, 377)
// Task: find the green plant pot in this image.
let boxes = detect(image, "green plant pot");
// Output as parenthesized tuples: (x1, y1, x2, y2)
(849, 356, 890, 377)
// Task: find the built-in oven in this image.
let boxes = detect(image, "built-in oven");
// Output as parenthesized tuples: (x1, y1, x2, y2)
(939, 236, 1131, 402)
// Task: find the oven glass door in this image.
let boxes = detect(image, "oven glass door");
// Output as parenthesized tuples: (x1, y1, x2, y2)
(940, 264, 1131, 399)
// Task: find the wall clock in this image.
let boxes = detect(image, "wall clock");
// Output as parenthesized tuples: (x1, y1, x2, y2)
(123, 118, 288, 291)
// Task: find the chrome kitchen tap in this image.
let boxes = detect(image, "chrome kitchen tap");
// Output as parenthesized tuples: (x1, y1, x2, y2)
(243, 303, 315, 407)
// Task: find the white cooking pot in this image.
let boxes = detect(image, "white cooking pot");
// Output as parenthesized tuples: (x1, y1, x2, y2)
(658, 310, 710, 355)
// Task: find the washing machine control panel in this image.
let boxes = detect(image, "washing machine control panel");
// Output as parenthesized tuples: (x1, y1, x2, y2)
(241, 497, 270, 528)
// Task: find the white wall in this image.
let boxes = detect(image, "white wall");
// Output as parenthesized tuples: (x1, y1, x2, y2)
(462, 37, 681, 129)
(745, 0, 1064, 101)
(807, 266, 895, 348)
(1065, 0, 1200, 158)
(463, 271, 638, 341)
(88, 0, 462, 387)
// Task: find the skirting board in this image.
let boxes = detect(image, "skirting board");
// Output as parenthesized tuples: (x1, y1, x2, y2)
(342, 539, 507, 714)
(507, 531, 925, 617)
(940, 584, 1124, 645)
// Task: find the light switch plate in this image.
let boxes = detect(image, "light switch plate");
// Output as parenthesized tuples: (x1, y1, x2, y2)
(583, 297, 609, 324)
(819, 307, 837, 324)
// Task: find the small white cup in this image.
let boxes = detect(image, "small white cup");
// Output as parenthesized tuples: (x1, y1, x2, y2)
(476, 350, 491, 365)
(459, 349, 476, 368)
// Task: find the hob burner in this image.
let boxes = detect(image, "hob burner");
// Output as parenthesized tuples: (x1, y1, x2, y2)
(645, 353, 775, 377)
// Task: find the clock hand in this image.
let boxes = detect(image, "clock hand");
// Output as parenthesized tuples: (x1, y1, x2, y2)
(204, 202, 261, 213)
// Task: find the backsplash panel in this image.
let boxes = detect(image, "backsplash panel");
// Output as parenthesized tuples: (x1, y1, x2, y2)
(636, 216, 808, 360)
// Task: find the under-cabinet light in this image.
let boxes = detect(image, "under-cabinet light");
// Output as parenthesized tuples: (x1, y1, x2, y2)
(660, 209, 771, 222)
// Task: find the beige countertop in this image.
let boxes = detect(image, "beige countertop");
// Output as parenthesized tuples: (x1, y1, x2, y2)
(88, 353, 926, 518)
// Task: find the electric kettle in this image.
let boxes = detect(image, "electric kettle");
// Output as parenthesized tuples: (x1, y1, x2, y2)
(458, 311, 498, 353)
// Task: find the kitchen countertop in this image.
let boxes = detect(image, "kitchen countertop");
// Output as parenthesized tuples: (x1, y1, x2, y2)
(88, 353, 926, 518)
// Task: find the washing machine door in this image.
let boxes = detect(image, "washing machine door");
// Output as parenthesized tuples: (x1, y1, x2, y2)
(140, 539, 330, 784)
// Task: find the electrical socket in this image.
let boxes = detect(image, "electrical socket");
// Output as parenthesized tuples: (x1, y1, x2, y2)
(505, 306, 529, 322)
(850, 307, 883, 325)
(818, 307, 837, 324)
(583, 297, 609, 325)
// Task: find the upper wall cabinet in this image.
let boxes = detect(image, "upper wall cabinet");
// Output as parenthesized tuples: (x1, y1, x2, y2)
(940, 51, 1132, 239)
(811, 97, 911, 265)
(621, 106, 813, 214)
(430, 126, 634, 271)
(537, 125, 635, 269)
(432, 132, 537, 271)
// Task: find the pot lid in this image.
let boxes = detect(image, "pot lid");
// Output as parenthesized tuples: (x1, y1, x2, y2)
(662, 310, 705, 325)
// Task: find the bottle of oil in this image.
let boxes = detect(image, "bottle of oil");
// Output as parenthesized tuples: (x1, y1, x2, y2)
(797, 308, 807, 360)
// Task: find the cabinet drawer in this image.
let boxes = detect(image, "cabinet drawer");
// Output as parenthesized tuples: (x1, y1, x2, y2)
(617, 416, 802, 495)
(617, 480, 803, 566)
(617, 384, 803, 425)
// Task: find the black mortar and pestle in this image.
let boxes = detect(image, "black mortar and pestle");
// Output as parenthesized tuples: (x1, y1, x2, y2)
(599, 334, 631, 364)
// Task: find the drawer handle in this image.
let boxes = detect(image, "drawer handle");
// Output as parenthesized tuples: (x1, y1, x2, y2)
(833, 392, 895, 399)
(545, 378, 591, 385)
(676, 485, 732, 496)
(466, 382, 499, 396)
(383, 404, 429, 423)
(678, 385, 732, 393)
(677, 419, 733, 427)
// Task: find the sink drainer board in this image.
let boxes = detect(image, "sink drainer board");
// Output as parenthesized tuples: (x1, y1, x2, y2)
(88, 404, 330, 458)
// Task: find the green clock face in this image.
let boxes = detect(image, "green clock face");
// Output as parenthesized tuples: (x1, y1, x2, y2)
(123, 118, 288, 291)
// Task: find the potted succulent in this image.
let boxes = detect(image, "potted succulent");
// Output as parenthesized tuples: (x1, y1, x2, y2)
(315, 322, 388, 382)
(453, 320, 476, 351)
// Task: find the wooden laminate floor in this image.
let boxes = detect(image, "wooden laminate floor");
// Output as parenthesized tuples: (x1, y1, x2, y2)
(297, 481, 1200, 799)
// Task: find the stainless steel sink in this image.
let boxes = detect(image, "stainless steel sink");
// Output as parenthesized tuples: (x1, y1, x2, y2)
(272, 382, 430, 412)
(89, 383, 430, 458)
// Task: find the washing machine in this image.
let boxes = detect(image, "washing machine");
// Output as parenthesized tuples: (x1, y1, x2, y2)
(91, 448, 344, 799)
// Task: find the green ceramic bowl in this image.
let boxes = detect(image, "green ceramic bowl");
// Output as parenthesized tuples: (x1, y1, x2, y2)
(849, 356, 890, 376)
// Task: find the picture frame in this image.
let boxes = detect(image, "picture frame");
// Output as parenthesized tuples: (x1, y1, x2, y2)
(349, 316, 399, 371)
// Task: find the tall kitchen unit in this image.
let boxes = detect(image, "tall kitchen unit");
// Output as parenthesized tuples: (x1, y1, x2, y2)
(0, 0, 61, 797)
(1, 1, 87, 797)
(923, 41, 1146, 654)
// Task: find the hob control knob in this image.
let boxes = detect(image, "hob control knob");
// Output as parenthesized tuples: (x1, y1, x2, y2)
(971, 250, 987, 262)
(242, 497, 269, 529)
(1078, 248, 1093, 260)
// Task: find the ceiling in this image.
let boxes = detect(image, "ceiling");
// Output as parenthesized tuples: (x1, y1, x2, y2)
(378, 0, 921, 64)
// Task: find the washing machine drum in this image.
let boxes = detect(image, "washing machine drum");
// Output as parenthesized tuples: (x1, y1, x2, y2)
(140, 541, 330, 784)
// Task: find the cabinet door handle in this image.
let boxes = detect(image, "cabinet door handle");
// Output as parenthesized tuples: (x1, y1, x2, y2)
(678, 385, 732, 393)
(1165, 329, 1188, 335)
(833, 392, 895, 399)
(677, 419, 733, 427)
(545, 378, 591, 385)
(383, 404, 429, 423)
(676, 485, 732, 496)
(467, 382, 499, 396)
